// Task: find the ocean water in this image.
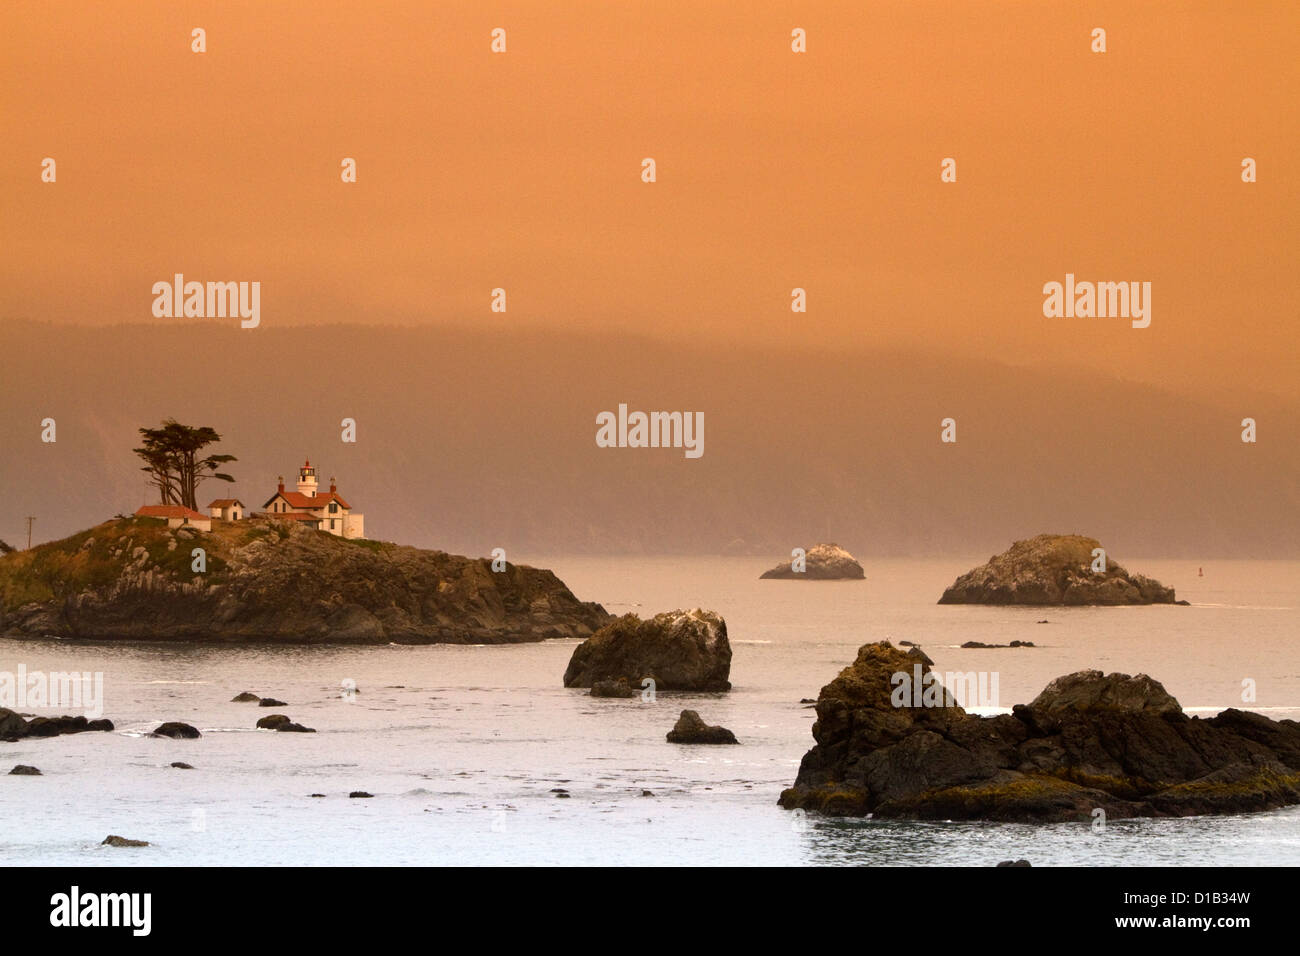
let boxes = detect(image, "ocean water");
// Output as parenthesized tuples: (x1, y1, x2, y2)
(1, 556, 1297, 867)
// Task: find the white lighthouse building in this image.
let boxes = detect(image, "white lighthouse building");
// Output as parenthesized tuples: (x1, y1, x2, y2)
(259, 459, 365, 539)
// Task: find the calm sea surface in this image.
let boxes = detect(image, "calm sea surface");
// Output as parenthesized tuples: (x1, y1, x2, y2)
(2, 557, 1297, 866)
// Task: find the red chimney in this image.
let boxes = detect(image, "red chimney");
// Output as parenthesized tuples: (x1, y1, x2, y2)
(329, 477, 337, 493)
(277, 476, 285, 492)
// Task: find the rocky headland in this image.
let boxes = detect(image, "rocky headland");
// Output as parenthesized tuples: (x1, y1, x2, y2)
(0, 516, 610, 643)
(563, 608, 732, 692)
(778, 641, 1300, 822)
(760, 543, 865, 580)
(939, 534, 1180, 606)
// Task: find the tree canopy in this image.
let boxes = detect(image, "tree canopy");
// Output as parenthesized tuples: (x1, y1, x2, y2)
(133, 420, 237, 510)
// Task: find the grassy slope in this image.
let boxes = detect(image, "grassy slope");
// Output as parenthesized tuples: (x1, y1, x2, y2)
(0, 516, 390, 611)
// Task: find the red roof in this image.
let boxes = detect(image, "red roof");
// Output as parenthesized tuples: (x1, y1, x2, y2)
(262, 490, 352, 510)
(136, 505, 209, 521)
(207, 498, 244, 508)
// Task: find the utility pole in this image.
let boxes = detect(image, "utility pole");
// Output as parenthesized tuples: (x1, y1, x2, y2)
(25, 515, 36, 550)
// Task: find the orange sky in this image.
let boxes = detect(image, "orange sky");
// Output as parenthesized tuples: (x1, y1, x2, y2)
(3, 0, 1297, 400)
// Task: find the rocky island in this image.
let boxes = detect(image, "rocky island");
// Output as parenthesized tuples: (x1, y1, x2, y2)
(939, 534, 1179, 605)
(564, 608, 732, 691)
(0, 516, 610, 643)
(779, 641, 1300, 822)
(760, 543, 865, 580)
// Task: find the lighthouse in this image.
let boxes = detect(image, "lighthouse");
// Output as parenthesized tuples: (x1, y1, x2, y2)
(296, 459, 318, 498)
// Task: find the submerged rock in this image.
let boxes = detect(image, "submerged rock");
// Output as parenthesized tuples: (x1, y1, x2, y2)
(102, 835, 149, 847)
(778, 641, 1300, 822)
(151, 721, 201, 739)
(563, 608, 732, 692)
(590, 678, 637, 699)
(939, 534, 1178, 606)
(11, 713, 115, 738)
(666, 709, 739, 745)
(760, 544, 865, 580)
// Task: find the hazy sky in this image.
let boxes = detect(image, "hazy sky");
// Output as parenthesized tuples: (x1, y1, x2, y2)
(3, 1, 1296, 403)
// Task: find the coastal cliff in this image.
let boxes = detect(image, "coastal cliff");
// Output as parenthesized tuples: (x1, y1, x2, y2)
(0, 516, 610, 643)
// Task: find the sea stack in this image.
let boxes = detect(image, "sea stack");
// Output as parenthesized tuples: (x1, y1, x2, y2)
(760, 543, 865, 580)
(778, 641, 1300, 822)
(563, 608, 732, 692)
(938, 534, 1178, 605)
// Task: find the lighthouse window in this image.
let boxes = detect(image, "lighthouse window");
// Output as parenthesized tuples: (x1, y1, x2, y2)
(329, 503, 338, 513)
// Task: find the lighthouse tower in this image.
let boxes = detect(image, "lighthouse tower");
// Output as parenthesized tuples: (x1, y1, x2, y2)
(296, 459, 319, 498)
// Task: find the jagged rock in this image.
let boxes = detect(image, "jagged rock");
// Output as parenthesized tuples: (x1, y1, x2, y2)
(231, 692, 261, 702)
(258, 698, 287, 707)
(778, 641, 1300, 822)
(0, 516, 611, 644)
(760, 544, 865, 580)
(590, 678, 636, 699)
(666, 709, 739, 745)
(938, 535, 1178, 605)
(151, 721, 201, 739)
(9, 764, 41, 775)
(102, 835, 149, 847)
(563, 609, 732, 692)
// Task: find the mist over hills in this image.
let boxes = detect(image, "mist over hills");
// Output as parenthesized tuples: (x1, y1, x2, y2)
(1, 320, 1295, 558)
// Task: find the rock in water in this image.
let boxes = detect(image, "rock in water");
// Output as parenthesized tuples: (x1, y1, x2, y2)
(590, 678, 637, 698)
(760, 543, 865, 580)
(938, 534, 1177, 605)
(258, 698, 288, 707)
(9, 765, 41, 775)
(231, 692, 262, 702)
(1, 711, 115, 738)
(563, 609, 732, 692)
(102, 835, 149, 847)
(255, 714, 315, 733)
(778, 641, 1300, 822)
(0, 515, 611, 644)
(150, 721, 201, 739)
(666, 710, 738, 744)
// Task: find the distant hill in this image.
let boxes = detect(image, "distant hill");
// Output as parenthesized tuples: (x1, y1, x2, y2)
(1, 320, 1296, 558)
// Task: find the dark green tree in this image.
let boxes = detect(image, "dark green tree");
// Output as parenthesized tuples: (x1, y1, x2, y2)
(133, 420, 237, 510)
